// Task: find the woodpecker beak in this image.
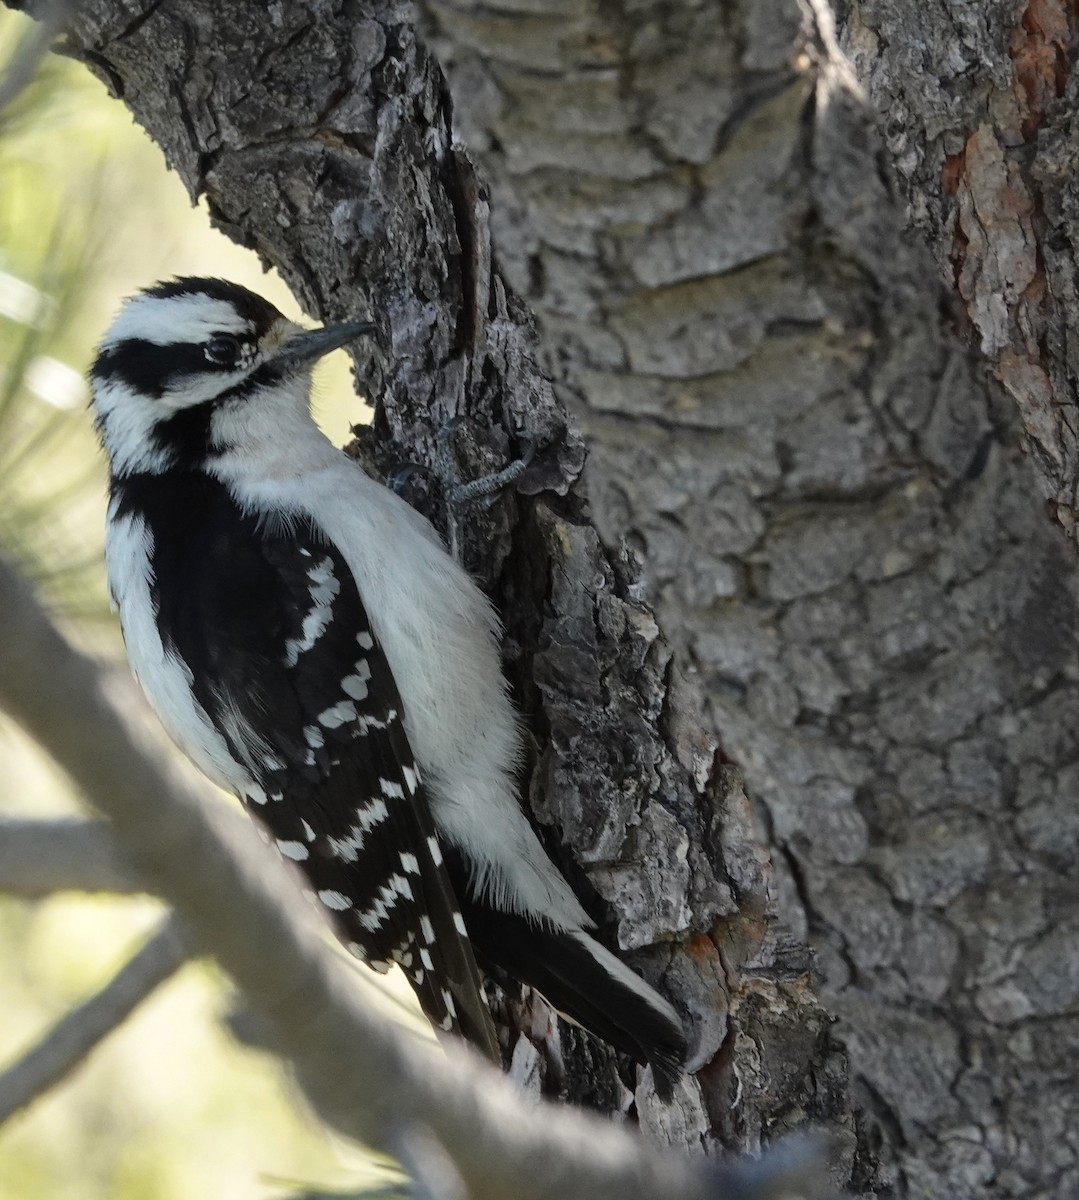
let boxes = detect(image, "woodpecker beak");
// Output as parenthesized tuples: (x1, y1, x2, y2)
(271, 319, 375, 371)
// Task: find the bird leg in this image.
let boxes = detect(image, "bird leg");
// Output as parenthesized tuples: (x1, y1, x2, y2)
(437, 417, 534, 562)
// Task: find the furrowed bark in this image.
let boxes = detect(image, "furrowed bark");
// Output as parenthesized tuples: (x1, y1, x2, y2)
(838, 0, 1079, 544)
(418, 0, 1079, 1196)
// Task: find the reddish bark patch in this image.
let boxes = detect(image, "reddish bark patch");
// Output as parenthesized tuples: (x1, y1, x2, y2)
(942, 149, 965, 196)
(1011, 0, 1073, 138)
(686, 931, 721, 965)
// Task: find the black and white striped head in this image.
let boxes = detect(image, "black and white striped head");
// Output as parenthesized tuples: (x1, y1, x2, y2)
(90, 278, 372, 476)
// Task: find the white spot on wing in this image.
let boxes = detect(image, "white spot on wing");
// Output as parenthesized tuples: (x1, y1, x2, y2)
(389, 873, 414, 901)
(285, 557, 340, 666)
(341, 659, 372, 700)
(309, 558, 334, 585)
(420, 947, 434, 970)
(301, 819, 315, 841)
(427, 835, 443, 865)
(277, 839, 309, 861)
(358, 907, 387, 932)
(420, 916, 435, 944)
(328, 831, 363, 861)
(355, 798, 388, 830)
(402, 765, 419, 794)
(380, 778, 405, 799)
(319, 700, 357, 728)
(356, 630, 374, 649)
(356, 874, 413, 931)
(318, 889, 352, 911)
(400, 852, 419, 874)
(453, 912, 467, 935)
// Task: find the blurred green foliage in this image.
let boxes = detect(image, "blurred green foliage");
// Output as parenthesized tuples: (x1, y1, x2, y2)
(0, 11, 409, 1199)
(0, 18, 109, 618)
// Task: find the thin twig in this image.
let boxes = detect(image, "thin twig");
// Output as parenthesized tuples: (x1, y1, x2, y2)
(0, 554, 828, 1200)
(0, 914, 188, 1125)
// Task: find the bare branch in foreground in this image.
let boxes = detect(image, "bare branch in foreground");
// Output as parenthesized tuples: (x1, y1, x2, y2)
(0, 914, 187, 1125)
(0, 816, 140, 896)
(0, 554, 831, 1200)
(391, 1126, 467, 1200)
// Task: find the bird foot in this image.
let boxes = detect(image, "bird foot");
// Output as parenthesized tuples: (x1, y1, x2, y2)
(437, 417, 533, 561)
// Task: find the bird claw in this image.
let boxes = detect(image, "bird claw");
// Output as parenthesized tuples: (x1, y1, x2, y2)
(435, 419, 536, 561)
(438, 416, 534, 508)
(447, 442, 535, 508)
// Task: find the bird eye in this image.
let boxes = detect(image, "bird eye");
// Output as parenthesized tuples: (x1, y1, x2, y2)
(205, 335, 243, 366)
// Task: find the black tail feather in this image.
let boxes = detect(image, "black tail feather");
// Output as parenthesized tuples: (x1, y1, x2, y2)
(461, 901, 687, 1099)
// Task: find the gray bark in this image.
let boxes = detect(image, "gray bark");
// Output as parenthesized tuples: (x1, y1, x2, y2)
(7, 0, 868, 1184)
(420, 0, 1079, 1197)
(837, 0, 1079, 543)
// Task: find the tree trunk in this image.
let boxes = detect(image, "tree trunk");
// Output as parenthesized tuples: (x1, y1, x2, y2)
(838, 0, 1079, 543)
(9, 0, 872, 1186)
(420, 0, 1079, 1196)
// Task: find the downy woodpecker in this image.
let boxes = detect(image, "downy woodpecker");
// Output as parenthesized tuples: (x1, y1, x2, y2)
(90, 277, 686, 1096)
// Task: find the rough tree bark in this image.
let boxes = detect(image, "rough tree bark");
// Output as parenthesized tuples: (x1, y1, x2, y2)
(838, 0, 1079, 544)
(6, 0, 871, 1188)
(418, 0, 1079, 1197)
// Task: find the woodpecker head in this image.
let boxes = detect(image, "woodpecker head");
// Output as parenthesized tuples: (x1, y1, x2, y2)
(90, 277, 373, 476)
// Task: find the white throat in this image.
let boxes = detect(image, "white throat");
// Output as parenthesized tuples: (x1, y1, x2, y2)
(209, 374, 341, 483)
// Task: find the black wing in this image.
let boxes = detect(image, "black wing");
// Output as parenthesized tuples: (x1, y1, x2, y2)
(136, 470, 497, 1058)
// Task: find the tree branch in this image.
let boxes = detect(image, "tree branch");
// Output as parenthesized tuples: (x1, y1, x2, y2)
(0, 817, 140, 896)
(0, 553, 828, 1199)
(0, 914, 187, 1125)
